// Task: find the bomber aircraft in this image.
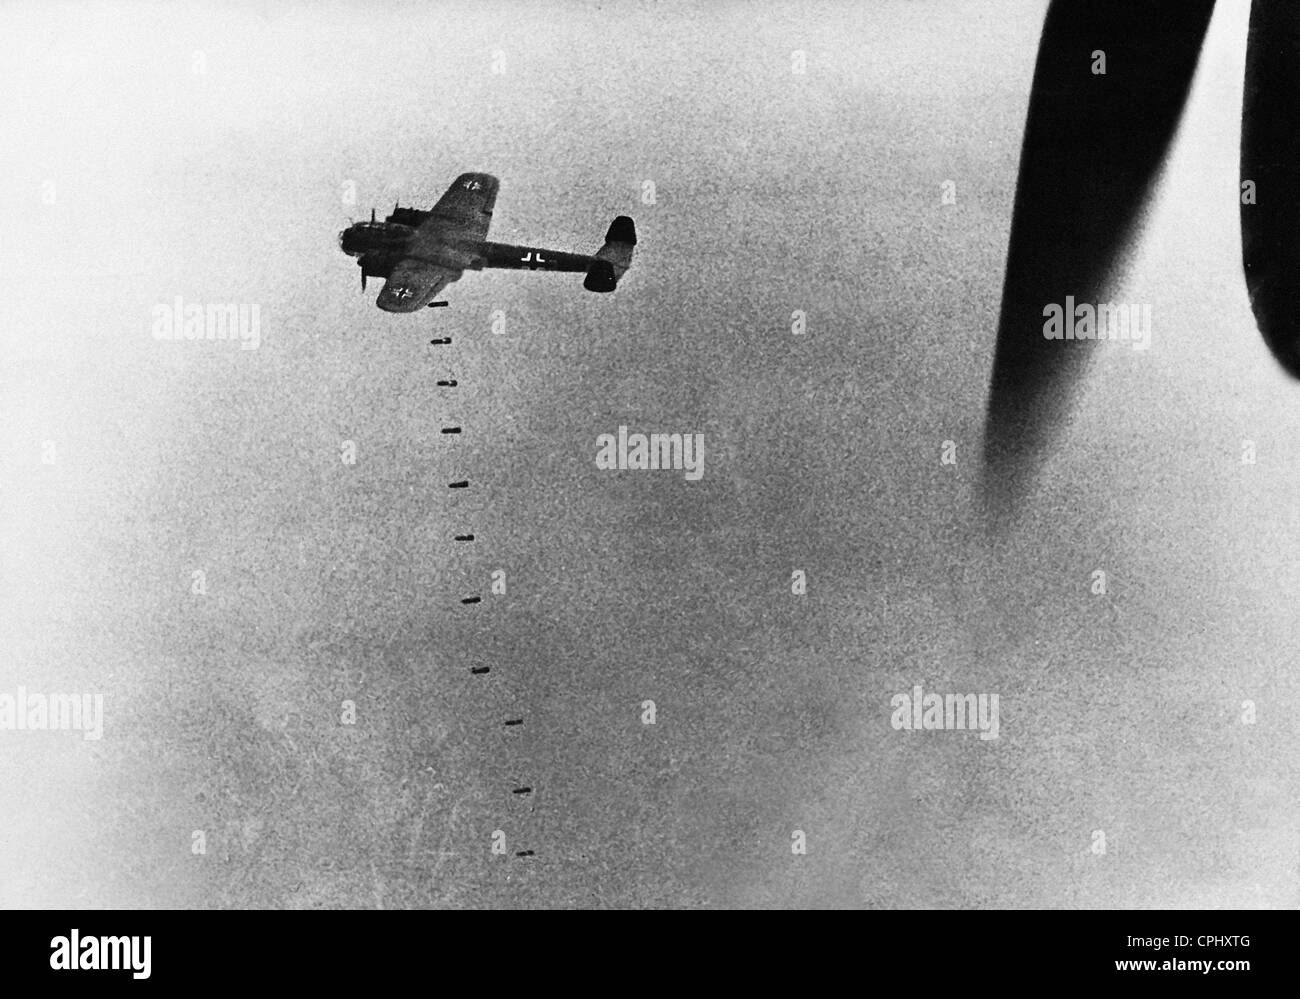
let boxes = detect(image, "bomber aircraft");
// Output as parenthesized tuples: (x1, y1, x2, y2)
(338, 172, 636, 312)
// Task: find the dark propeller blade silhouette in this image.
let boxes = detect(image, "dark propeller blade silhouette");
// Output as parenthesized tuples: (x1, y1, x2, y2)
(982, 0, 1216, 512)
(1242, 0, 1300, 378)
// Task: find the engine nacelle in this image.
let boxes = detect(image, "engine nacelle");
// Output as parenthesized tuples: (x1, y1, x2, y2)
(338, 221, 414, 259)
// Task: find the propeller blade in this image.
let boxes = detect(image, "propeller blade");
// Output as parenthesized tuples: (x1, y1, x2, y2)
(1242, 0, 1300, 378)
(361, 269, 367, 292)
(982, 0, 1214, 512)
(371, 207, 376, 223)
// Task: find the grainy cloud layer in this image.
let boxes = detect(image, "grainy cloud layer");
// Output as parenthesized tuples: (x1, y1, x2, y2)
(1, 0, 1296, 909)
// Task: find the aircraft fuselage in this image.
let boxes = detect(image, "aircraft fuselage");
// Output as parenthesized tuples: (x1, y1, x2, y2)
(337, 173, 636, 311)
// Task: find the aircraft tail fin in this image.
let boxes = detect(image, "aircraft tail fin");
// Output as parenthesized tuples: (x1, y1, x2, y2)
(584, 216, 636, 292)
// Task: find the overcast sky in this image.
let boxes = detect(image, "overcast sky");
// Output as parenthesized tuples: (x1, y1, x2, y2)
(2, 0, 1297, 908)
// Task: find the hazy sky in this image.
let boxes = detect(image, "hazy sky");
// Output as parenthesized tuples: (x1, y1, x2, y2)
(2, 0, 1297, 908)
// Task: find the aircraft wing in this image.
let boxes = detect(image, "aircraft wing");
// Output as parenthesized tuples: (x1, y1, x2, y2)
(375, 258, 458, 313)
(426, 172, 499, 243)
